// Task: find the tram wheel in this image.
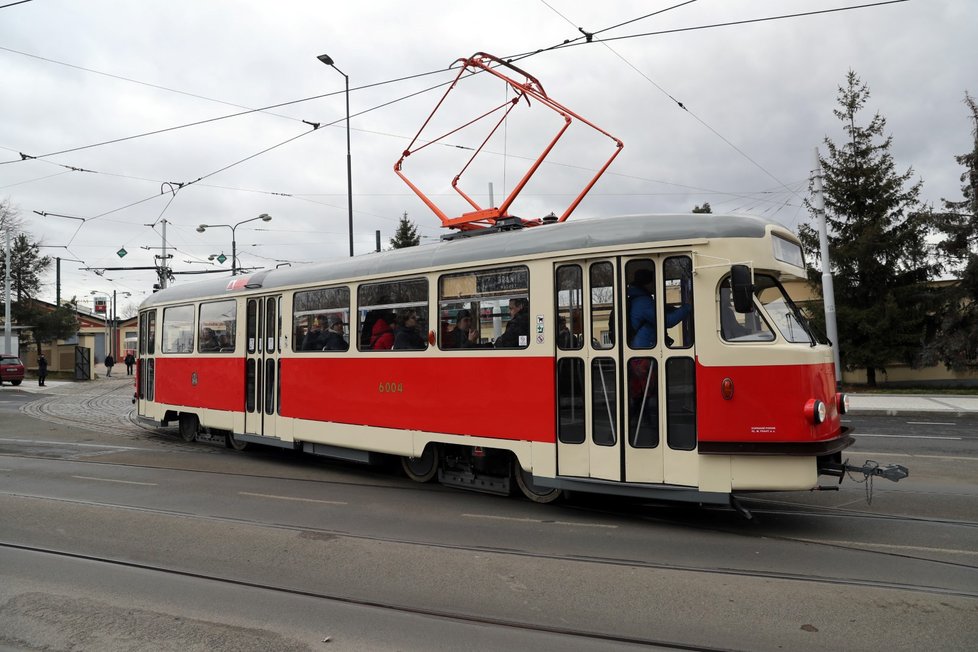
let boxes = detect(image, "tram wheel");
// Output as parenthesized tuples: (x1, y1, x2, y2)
(513, 458, 562, 504)
(225, 431, 249, 451)
(178, 413, 199, 443)
(401, 445, 438, 483)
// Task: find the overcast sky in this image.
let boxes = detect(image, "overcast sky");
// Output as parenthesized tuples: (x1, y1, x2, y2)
(1, 0, 975, 314)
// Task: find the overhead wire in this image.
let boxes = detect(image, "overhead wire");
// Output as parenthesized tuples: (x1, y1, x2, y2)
(529, 1, 906, 204)
(10, 0, 908, 270)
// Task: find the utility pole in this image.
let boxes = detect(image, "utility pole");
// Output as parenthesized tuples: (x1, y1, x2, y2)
(3, 226, 10, 355)
(813, 148, 842, 387)
(143, 219, 172, 290)
(160, 219, 168, 289)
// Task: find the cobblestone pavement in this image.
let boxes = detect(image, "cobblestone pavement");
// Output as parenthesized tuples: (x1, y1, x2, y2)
(18, 376, 149, 438)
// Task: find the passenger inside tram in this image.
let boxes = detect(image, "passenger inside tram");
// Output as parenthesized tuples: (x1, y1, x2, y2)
(200, 327, 220, 352)
(626, 269, 690, 348)
(445, 309, 479, 348)
(322, 316, 349, 351)
(302, 315, 328, 350)
(393, 309, 426, 350)
(494, 297, 529, 348)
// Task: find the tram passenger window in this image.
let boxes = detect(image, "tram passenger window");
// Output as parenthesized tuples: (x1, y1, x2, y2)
(557, 358, 586, 444)
(198, 300, 236, 353)
(624, 260, 656, 349)
(589, 263, 614, 350)
(438, 266, 529, 350)
(139, 310, 156, 355)
(161, 305, 194, 353)
(246, 300, 258, 354)
(666, 357, 696, 451)
(358, 278, 428, 351)
(718, 278, 774, 342)
(294, 287, 350, 352)
(591, 358, 617, 446)
(555, 266, 583, 351)
(627, 357, 659, 448)
(663, 256, 693, 349)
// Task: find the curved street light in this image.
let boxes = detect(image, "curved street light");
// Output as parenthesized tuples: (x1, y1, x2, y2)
(196, 214, 271, 275)
(317, 53, 354, 257)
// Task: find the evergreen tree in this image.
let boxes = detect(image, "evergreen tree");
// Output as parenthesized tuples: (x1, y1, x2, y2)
(5, 234, 50, 303)
(17, 298, 81, 354)
(925, 92, 978, 369)
(799, 71, 937, 386)
(691, 202, 712, 214)
(389, 212, 421, 249)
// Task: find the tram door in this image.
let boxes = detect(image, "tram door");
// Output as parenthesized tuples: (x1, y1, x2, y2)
(243, 295, 284, 440)
(554, 255, 697, 486)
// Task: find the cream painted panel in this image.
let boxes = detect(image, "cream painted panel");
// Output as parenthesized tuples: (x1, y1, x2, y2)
(625, 446, 664, 484)
(663, 449, 699, 486)
(730, 456, 817, 490)
(698, 456, 732, 493)
(557, 440, 589, 478)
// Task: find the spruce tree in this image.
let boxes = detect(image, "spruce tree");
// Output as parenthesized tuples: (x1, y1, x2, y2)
(799, 71, 937, 386)
(389, 212, 421, 249)
(925, 92, 978, 369)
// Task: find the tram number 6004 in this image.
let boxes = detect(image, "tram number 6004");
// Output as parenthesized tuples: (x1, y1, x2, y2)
(378, 382, 404, 393)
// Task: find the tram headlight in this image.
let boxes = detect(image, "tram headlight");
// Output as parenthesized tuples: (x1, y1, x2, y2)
(804, 399, 826, 425)
(837, 393, 850, 415)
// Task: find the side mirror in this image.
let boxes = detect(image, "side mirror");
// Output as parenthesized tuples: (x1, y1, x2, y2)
(731, 264, 754, 313)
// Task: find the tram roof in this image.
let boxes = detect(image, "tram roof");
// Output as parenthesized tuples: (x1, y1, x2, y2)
(141, 213, 771, 308)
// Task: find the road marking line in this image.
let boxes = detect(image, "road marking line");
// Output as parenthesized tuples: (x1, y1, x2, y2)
(859, 452, 978, 462)
(238, 491, 346, 505)
(856, 434, 961, 440)
(72, 475, 158, 486)
(801, 538, 978, 556)
(462, 513, 617, 529)
(905, 421, 956, 426)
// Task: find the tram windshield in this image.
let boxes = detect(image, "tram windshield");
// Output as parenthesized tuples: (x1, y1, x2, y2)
(720, 275, 827, 345)
(754, 275, 826, 345)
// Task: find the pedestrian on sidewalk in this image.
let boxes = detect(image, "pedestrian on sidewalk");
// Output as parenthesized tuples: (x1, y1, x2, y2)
(124, 352, 135, 375)
(104, 353, 115, 377)
(38, 353, 48, 387)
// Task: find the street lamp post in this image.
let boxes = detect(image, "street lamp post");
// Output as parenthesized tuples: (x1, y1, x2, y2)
(317, 53, 354, 258)
(196, 214, 272, 275)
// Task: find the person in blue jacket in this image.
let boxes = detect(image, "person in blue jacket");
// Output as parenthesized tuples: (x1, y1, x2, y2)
(627, 268, 691, 348)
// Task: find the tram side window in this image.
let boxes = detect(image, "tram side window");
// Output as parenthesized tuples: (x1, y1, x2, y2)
(438, 266, 529, 350)
(718, 277, 774, 342)
(589, 263, 614, 350)
(358, 278, 428, 351)
(555, 265, 584, 350)
(139, 310, 155, 355)
(624, 260, 656, 349)
(663, 256, 694, 349)
(293, 286, 350, 352)
(198, 300, 237, 353)
(161, 305, 195, 353)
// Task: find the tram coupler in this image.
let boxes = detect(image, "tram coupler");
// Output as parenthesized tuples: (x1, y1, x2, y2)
(820, 459, 910, 483)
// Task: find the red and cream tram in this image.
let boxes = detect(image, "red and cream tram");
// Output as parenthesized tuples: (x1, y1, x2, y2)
(134, 212, 855, 508)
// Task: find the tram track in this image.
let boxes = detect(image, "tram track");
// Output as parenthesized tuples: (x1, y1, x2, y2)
(0, 540, 731, 652)
(2, 489, 976, 600)
(4, 440, 978, 573)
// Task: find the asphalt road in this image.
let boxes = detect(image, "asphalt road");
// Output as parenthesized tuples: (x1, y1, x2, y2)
(1, 382, 976, 651)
